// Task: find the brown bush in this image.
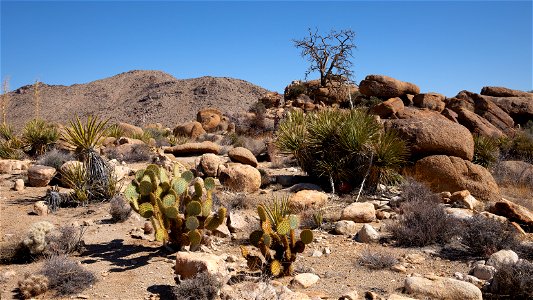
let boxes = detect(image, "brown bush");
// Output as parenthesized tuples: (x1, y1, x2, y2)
(41, 255, 96, 295)
(109, 195, 132, 223)
(487, 260, 533, 298)
(358, 249, 398, 270)
(171, 272, 221, 300)
(459, 215, 521, 257)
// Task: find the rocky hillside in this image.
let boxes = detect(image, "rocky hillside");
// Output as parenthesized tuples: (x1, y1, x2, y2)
(6, 70, 269, 129)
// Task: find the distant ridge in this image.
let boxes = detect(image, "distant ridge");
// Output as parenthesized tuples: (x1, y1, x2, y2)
(6, 70, 270, 129)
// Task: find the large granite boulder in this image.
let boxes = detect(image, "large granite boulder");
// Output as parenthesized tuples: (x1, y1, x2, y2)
(359, 75, 420, 98)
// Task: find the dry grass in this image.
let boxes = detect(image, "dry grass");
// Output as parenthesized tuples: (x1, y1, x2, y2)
(41, 255, 96, 295)
(357, 248, 398, 270)
(171, 272, 221, 300)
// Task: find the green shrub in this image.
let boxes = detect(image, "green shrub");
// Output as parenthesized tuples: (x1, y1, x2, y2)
(106, 123, 124, 139)
(276, 109, 408, 192)
(22, 119, 59, 156)
(0, 123, 24, 159)
(473, 135, 500, 168)
(284, 82, 307, 100)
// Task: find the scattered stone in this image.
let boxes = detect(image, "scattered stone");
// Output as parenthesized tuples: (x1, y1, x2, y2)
(376, 210, 391, 220)
(335, 220, 358, 235)
(291, 273, 319, 288)
(143, 222, 154, 234)
(0, 270, 16, 281)
(403, 253, 425, 264)
(175, 252, 228, 281)
(370, 97, 404, 118)
(489, 198, 533, 230)
(83, 219, 94, 226)
(387, 294, 418, 300)
(486, 249, 519, 269)
(391, 264, 407, 273)
(311, 250, 323, 257)
(404, 276, 482, 300)
(340, 202, 376, 223)
(219, 164, 261, 193)
(199, 153, 225, 177)
(289, 190, 328, 210)
(355, 224, 380, 243)
(173, 121, 206, 139)
(28, 165, 57, 187)
(228, 147, 258, 167)
(14, 179, 24, 191)
(116, 122, 144, 137)
(33, 201, 48, 216)
(471, 264, 496, 280)
(338, 290, 358, 300)
(163, 141, 220, 156)
(450, 190, 481, 210)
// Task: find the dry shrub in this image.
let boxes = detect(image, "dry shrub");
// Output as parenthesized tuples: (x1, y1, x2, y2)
(487, 260, 533, 298)
(109, 195, 132, 222)
(106, 143, 152, 162)
(171, 272, 221, 300)
(388, 199, 459, 247)
(460, 215, 521, 257)
(221, 192, 259, 211)
(358, 248, 398, 270)
(398, 178, 440, 205)
(41, 255, 96, 295)
(43, 225, 86, 256)
(37, 149, 74, 170)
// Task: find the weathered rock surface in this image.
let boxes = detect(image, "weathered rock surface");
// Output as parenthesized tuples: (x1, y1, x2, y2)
(404, 276, 482, 300)
(359, 75, 420, 98)
(413, 93, 446, 112)
(173, 121, 206, 139)
(335, 220, 358, 235)
(480, 86, 533, 98)
(489, 198, 533, 230)
(28, 165, 57, 187)
(219, 164, 261, 193)
(369, 97, 404, 118)
(14, 179, 25, 191)
(199, 153, 225, 177)
(175, 252, 228, 280)
(33, 201, 49, 216)
(412, 155, 500, 202)
(197, 108, 223, 132)
(355, 224, 380, 243)
(291, 273, 320, 288)
(228, 147, 258, 167)
(450, 190, 481, 210)
(163, 141, 220, 156)
(385, 109, 474, 160)
(289, 190, 328, 210)
(341, 202, 376, 223)
(486, 249, 519, 269)
(116, 122, 144, 137)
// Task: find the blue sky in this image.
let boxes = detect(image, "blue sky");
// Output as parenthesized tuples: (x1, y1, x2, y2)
(1, 1, 532, 97)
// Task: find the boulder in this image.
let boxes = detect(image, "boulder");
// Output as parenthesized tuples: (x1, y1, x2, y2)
(14, 179, 25, 191)
(219, 164, 261, 193)
(163, 141, 220, 156)
(369, 97, 404, 118)
(480, 86, 533, 98)
(0, 159, 31, 173)
(413, 93, 446, 112)
(486, 249, 519, 269)
(197, 108, 223, 132)
(116, 122, 143, 137)
(487, 96, 533, 125)
(0, 160, 14, 173)
(175, 252, 228, 281)
(199, 153, 225, 177)
(471, 264, 496, 280)
(291, 273, 319, 288)
(173, 121, 206, 139)
(260, 92, 283, 108)
(489, 198, 533, 230)
(404, 276, 482, 300)
(494, 160, 533, 186)
(33, 201, 48, 216)
(385, 109, 474, 160)
(359, 75, 420, 98)
(355, 224, 380, 243)
(289, 190, 328, 210)
(228, 147, 258, 167)
(412, 155, 500, 202)
(340, 202, 376, 223)
(27, 165, 56, 187)
(334, 220, 358, 235)
(450, 106, 505, 138)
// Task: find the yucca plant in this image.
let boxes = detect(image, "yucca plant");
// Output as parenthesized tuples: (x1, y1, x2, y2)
(0, 123, 15, 141)
(107, 123, 124, 139)
(62, 115, 116, 203)
(276, 108, 409, 193)
(473, 134, 500, 168)
(22, 119, 59, 156)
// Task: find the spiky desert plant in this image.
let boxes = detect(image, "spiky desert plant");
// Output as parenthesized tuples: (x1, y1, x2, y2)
(22, 119, 59, 156)
(124, 164, 226, 250)
(18, 274, 49, 299)
(473, 134, 500, 168)
(0, 123, 24, 159)
(240, 197, 314, 277)
(276, 108, 408, 193)
(22, 221, 55, 255)
(106, 123, 124, 139)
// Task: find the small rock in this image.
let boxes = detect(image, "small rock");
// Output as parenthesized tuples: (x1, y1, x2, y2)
(0, 270, 16, 281)
(28, 165, 56, 187)
(403, 253, 425, 264)
(341, 202, 376, 223)
(404, 276, 482, 300)
(14, 179, 24, 191)
(311, 250, 323, 257)
(291, 273, 319, 288)
(289, 190, 328, 210)
(334, 220, 358, 235)
(486, 249, 519, 269)
(391, 264, 407, 273)
(355, 224, 380, 243)
(143, 222, 154, 234)
(175, 252, 228, 280)
(33, 201, 48, 216)
(338, 290, 358, 300)
(228, 147, 258, 167)
(387, 294, 418, 300)
(83, 219, 94, 226)
(376, 210, 391, 220)
(471, 264, 496, 280)
(450, 190, 480, 210)
(323, 247, 331, 255)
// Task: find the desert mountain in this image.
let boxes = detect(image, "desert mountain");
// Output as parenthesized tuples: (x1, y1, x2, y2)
(6, 70, 270, 129)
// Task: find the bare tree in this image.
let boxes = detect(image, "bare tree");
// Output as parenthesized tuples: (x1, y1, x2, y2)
(293, 28, 356, 87)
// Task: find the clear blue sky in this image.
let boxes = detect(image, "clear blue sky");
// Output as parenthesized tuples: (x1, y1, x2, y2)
(1, 1, 532, 97)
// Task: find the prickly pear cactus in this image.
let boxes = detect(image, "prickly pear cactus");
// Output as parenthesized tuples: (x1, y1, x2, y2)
(124, 164, 226, 250)
(241, 199, 313, 277)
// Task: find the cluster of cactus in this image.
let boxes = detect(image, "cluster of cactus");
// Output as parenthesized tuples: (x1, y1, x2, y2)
(240, 200, 313, 277)
(18, 274, 49, 299)
(23, 221, 55, 254)
(124, 164, 226, 250)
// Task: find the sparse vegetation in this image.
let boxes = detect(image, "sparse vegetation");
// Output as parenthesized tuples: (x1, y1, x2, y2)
(41, 255, 96, 295)
(37, 149, 74, 170)
(358, 249, 398, 270)
(171, 272, 221, 300)
(43, 225, 86, 257)
(18, 274, 49, 299)
(109, 195, 132, 222)
(486, 260, 533, 298)
(22, 119, 59, 156)
(473, 134, 500, 168)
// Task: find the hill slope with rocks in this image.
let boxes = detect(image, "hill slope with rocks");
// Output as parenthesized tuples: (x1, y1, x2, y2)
(6, 70, 269, 129)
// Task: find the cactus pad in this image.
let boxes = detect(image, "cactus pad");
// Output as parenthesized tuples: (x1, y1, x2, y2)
(189, 229, 201, 246)
(165, 206, 179, 219)
(162, 194, 175, 207)
(186, 201, 202, 216)
(185, 216, 199, 230)
(250, 230, 263, 247)
(139, 176, 153, 196)
(262, 233, 272, 247)
(135, 169, 145, 182)
(204, 177, 215, 191)
(172, 178, 188, 195)
(138, 202, 154, 218)
(294, 240, 305, 253)
(194, 181, 203, 197)
(257, 205, 267, 221)
(124, 183, 139, 202)
(289, 215, 300, 230)
(270, 260, 282, 276)
(276, 219, 290, 236)
(300, 229, 313, 244)
(181, 170, 194, 182)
